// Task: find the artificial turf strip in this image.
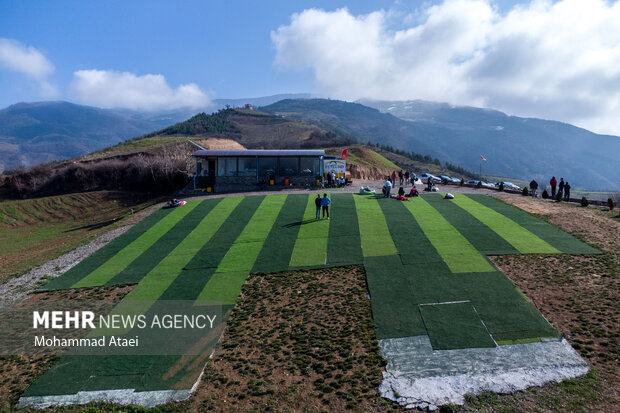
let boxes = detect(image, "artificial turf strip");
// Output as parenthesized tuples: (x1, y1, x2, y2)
(402, 197, 495, 273)
(327, 194, 363, 266)
(422, 194, 519, 255)
(419, 302, 496, 350)
(467, 194, 601, 254)
(195, 271, 248, 304)
(41, 208, 172, 290)
(106, 199, 221, 286)
(122, 197, 244, 301)
(378, 198, 450, 268)
(252, 194, 308, 273)
(452, 195, 560, 254)
(158, 196, 264, 301)
(289, 196, 330, 267)
(353, 195, 398, 257)
(364, 255, 427, 339)
(70, 202, 201, 288)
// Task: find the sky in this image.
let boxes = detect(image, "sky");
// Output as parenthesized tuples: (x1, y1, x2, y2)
(1, 0, 619, 135)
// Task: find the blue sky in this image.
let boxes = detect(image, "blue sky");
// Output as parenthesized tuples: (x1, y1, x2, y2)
(1, 0, 619, 135)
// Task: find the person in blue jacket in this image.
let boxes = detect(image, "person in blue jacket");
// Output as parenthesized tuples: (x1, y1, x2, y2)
(321, 193, 331, 219)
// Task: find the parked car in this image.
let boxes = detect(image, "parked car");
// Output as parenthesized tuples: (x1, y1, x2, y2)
(440, 175, 461, 184)
(418, 173, 441, 183)
(496, 181, 521, 190)
(466, 180, 495, 188)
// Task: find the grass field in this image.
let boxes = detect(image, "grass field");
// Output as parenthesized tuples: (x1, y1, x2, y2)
(0, 191, 159, 284)
(21, 192, 599, 402)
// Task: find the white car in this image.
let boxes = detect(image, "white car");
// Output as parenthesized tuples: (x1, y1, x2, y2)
(419, 173, 441, 183)
(466, 180, 495, 188)
(496, 181, 521, 190)
(440, 175, 461, 184)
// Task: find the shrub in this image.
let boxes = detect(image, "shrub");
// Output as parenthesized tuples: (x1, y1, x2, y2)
(522, 187, 529, 196)
(476, 181, 482, 189)
(442, 178, 448, 185)
(608, 198, 614, 211)
(498, 182, 504, 192)
(581, 197, 589, 207)
(542, 189, 549, 199)
(460, 178, 464, 186)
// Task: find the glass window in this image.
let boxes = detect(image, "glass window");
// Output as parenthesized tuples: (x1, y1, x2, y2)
(278, 157, 298, 176)
(300, 157, 320, 176)
(258, 157, 277, 178)
(217, 157, 237, 177)
(238, 157, 257, 177)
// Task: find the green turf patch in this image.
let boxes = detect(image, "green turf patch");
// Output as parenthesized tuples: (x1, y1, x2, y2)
(234, 195, 287, 243)
(364, 255, 427, 339)
(378, 199, 449, 268)
(353, 195, 398, 257)
(289, 196, 330, 267)
(402, 197, 495, 273)
(419, 302, 496, 350)
(452, 195, 560, 254)
(252, 194, 308, 273)
(70, 202, 200, 288)
(122, 197, 244, 302)
(468, 194, 600, 254)
(196, 271, 248, 304)
(327, 194, 363, 266)
(106, 199, 221, 286)
(41, 207, 172, 290)
(422, 194, 519, 255)
(159, 196, 264, 301)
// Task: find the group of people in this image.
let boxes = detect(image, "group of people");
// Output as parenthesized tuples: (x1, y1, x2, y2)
(315, 193, 332, 219)
(326, 172, 346, 188)
(389, 170, 417, 186)
(549, 176, 571, 201)
(529, 176, 571, 201)
(383, 176, 419, 198)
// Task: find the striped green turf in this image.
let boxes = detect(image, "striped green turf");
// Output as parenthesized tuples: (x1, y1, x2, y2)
(423, 194, 519, 255)
(289, 196, 330, 267)
(327, 194, 363, 266)
(402, 197, 495, 273)
(123, 197, 243, 301)
(195, 195, 287, 303)
(106, 199, 221, 286)
(468, 194, 600, 254)
(41, 208, 173, 290)
(71, 202, 200, 288)
(353, 195, 398, 257)
(452, 195, 560, 254)
(252, 194, 308, 273)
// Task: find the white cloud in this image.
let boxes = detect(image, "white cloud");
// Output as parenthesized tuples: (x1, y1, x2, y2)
(69, 69, 211, 111)
(0, 38, 59, 98)
(272, 0, 620, 135)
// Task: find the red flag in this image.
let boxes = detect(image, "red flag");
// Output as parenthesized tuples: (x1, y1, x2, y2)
(341, 148, 348, 160)
(480, 155, 487, 161)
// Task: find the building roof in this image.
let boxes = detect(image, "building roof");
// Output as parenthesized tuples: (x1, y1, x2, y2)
(192, 149, 325, 157)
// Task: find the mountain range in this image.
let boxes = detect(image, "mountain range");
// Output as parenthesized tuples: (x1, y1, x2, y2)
(1, 97, 619, 190)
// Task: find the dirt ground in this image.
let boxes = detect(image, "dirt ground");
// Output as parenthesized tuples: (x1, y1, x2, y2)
(191, 266, 398, 412)
(475, 195, 620, 412)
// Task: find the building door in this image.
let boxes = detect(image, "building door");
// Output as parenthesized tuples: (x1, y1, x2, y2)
(208, 160, 216, 176)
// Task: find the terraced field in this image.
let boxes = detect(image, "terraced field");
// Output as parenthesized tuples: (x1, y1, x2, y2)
(21, 193, 598, 404)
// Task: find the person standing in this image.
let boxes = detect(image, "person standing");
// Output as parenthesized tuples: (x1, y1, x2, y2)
(321, 193, 331, 219)
(315, 194, 322, 220)
(564, 182, 571, 202)
(404, 170, 410, 184)
(558, 178, 565, 201)
(331, 172, 336, 188)
(399, 170, 404, 185)
(391, 171, 396, 185)
(550, 176, 557, 198)
(384, 177, 392, 198)
(529, 179, 539, 197)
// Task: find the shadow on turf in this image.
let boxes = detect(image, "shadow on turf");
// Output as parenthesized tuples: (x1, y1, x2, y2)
(283, 219, 323, 228)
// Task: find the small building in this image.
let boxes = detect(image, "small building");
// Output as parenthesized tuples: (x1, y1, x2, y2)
(192, 149, 324, 192)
